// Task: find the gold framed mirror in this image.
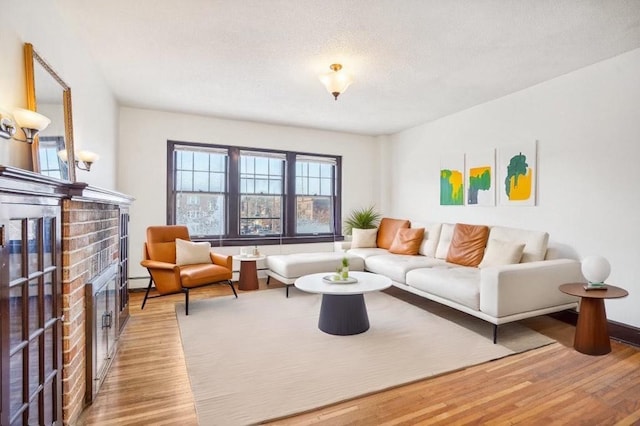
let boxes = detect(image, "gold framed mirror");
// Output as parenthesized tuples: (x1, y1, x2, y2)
(24, 43, 76, 182)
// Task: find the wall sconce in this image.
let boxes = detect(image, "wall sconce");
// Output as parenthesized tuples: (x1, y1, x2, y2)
(318, 64, 353, 100)
(58, 149, 99, 172)
(0, 108, 51, 144)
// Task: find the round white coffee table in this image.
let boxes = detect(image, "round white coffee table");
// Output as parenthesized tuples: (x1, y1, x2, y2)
(294, 271, 392, 335)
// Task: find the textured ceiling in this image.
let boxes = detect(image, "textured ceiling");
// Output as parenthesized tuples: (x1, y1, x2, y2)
(55, 0, 640, 136)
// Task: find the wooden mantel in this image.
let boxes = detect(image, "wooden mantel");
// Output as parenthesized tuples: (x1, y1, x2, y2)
(0, 166, 134, 205)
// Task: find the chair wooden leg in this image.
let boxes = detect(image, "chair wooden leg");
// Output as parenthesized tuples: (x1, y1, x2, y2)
(228, 280, 238, 298)
(184, 288, 190, 315)
(266, 276, 271, 285)
(141, 277, 153, 310)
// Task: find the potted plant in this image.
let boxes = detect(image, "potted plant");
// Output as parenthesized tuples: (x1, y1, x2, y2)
(343, 205, 381, 236)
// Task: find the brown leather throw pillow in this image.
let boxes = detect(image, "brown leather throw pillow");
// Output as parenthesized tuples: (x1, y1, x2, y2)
(389, 228, 425, 255)
(446, 223, 490, 267)
(376, 218, 411, 249)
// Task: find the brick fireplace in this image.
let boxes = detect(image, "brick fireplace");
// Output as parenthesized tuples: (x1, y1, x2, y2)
(61, 199, 122, 422)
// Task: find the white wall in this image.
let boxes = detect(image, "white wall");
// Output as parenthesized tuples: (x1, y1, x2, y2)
(118, 107, 379, 283)
(388, 48, 640, 327)
(1, 0, 118, 189)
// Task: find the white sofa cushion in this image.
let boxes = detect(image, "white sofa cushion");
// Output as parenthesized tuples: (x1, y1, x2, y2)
(487, 226, 549, 263)
(267, 252, 365, 279)
(347, 247, 389, 259)
(435, 223, 456, 259)
(364, 254, 449, 284)
(411, 221, 443, 257)
(406, 266, 481, 310)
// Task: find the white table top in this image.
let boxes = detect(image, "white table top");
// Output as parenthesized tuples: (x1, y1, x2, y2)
(233, 254, 267, 262)
(295, 271, 392, 295)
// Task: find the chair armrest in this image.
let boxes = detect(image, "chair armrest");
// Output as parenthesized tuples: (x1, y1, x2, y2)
(140, 259, 178, 271)
(480, 259, 582, 318)
(211, 252, 232, 269)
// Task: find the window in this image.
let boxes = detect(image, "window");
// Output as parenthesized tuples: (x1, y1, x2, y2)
(295, 155, 336, 234)
(173, 145, 227, 237)
(239, 151, 284, 236)
(167, 141, 341, 244)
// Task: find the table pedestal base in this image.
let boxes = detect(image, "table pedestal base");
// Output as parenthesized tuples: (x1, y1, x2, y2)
(575, 298, 611, 355)
(238, 260, 259, 291)
(319, 294, 369, 335)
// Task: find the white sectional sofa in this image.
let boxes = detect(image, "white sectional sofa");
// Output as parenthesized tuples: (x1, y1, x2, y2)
(267, 219, 583, 342)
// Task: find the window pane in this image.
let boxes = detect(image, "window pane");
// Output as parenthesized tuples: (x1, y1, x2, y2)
(211, 172, 225, 192)
(193, 171, 209, 192)
(211, 154, 225, 171)
(270, 158, 282, 175)
(176, 193, 225, 236)
(320, 178, 333, 196)
(308, 162, 320, 176)
(255, 157, 268, 175)
(255, 179, 268, 194)
(308, 178, 320, 195)
(269, 179, 282, 194)
(176, 171, 193, 191)
(193, 152, 209, 171)
(296, 196, 332, 234)
(240, 195, 281, 235)
(177, 151, 193, 169)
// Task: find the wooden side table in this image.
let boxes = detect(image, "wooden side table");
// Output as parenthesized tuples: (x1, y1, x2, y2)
(559, 283, 628, 355)
(235, 255, 266, 291)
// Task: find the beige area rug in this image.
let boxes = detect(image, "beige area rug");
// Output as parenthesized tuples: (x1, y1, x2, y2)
(177, 288, 554, 425)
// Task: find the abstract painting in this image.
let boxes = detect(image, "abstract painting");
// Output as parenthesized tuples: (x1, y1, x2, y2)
(440, 153, 464, 206)
(498, 141, 537, 206)
(466, 150, 495, 206)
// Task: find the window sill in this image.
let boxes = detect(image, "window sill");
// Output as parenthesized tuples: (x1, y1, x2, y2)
(195, 235, 344, 247)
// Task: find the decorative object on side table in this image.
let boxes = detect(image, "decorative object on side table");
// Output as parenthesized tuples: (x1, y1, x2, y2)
(581, 255, 611, 290)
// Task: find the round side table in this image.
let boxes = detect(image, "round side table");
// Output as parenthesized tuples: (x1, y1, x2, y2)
(234, 255, 266, 291)
(559, 283, 628, 355)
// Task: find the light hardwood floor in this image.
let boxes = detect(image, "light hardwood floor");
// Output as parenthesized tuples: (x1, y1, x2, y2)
(78, 280, 640, 425)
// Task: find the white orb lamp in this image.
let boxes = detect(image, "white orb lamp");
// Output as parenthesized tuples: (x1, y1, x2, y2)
(581, 255, 610, 288)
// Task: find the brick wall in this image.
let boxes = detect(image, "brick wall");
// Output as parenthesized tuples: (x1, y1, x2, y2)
(61, 199, 119, 425)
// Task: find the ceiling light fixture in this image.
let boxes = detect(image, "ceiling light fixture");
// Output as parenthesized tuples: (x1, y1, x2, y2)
(319, 64, 353, 100)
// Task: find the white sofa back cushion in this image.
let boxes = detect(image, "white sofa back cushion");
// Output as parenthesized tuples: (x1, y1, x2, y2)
(411, 221, 443, 257)
(435, 223, 456, 259)
(487, 226, 549, 263)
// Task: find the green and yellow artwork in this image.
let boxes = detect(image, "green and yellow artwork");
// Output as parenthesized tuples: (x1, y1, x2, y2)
(504, 152, 532, 200)
(468, 167, 491, 204)
(466, 149, 495, 206)
(440, 154, 464, 205)
(498, 142, 537, 206)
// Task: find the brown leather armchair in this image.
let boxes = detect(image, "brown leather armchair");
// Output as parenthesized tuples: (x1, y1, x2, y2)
(140, 225, 237, 315)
